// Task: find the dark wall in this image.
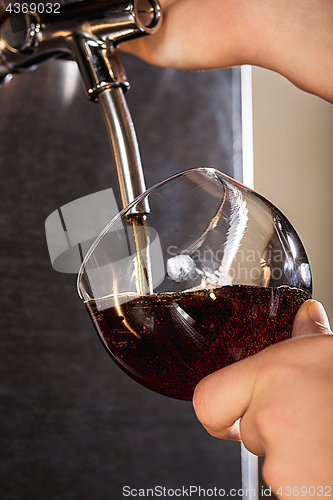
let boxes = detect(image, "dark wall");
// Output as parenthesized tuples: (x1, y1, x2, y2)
(0, 54, 242, 499)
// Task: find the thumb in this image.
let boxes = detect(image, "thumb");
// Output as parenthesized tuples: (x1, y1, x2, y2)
(292, 299, 331, 338)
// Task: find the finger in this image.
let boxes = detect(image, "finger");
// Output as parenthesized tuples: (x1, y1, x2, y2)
(292, 300, 332, 338)
(192, 356, 259, 441)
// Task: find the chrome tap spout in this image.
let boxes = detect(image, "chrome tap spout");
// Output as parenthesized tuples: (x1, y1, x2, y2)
(0, 0, 162, 211)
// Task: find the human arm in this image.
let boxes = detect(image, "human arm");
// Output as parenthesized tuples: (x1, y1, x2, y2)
(192, 300, 333, 497)
(122, 0, 333, 103)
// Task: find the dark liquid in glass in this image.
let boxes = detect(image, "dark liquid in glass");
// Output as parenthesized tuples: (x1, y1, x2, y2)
(86, 285, 309, 400)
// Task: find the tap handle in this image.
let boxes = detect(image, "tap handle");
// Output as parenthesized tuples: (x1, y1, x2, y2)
(0, 0, 162, 73)
(39, 0, 161, 35)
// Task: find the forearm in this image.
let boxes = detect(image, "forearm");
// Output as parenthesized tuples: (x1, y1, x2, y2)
(243, 0, 333, 103)
(122, 0, 333, 103)
(122, 0, 249, 69)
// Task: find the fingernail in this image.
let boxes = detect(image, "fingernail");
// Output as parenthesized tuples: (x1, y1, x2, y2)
(308, 300, 331, 330)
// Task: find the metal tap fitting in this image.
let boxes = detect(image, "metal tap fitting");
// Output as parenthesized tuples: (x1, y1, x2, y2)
(0, 0, 162, 212)
(0, 0, 161, 84)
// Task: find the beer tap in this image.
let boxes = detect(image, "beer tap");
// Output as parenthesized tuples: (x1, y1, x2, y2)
(0, 0, 162, 213)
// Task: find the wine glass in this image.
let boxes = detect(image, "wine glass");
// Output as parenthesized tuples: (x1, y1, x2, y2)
(77, 167, 312, 401)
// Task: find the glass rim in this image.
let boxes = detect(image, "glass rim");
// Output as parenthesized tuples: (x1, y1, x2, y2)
(76, 166, 232, 298)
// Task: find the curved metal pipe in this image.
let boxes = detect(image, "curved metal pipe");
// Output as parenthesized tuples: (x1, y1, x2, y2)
(98, 86, 149, 212)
